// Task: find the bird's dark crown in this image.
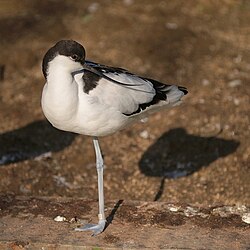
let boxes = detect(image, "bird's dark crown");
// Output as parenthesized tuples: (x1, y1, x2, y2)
(42, 40, 86, 79)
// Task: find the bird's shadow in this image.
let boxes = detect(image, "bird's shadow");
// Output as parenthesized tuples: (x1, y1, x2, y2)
(139, 128, 240, 200)
(104, 199, 124, 231)
(0, 120, 77, 165)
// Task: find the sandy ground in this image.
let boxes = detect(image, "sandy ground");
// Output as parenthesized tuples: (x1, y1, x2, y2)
(0, 0, 249, 207)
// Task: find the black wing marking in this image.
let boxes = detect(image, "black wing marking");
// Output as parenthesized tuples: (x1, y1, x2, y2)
(84, 61, 187, 95)
(85, 60, 132, 75)
(177, 85, 188, 95)
(122, 78, 170, 116)
(82, 70, 101, 94)
(83, 60, 151, 93)
(123, 77, 188, 116)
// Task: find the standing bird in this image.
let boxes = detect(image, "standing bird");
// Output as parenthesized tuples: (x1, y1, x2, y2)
(41, 40, 188, 235)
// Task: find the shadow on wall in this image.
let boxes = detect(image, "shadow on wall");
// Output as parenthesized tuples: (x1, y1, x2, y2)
(0, 120, 77, 165)
(139, 128, 240, 201)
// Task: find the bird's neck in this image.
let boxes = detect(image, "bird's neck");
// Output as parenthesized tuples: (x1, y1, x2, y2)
(44, 63, 79, 120)
(46, 63, 74, 91)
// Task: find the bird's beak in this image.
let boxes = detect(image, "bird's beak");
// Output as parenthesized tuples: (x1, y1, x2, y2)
(80, 58, 85, 66)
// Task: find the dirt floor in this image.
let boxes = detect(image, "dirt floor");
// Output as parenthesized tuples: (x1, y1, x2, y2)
(0, 0, 249, 207)
(0, 196, 249, 249)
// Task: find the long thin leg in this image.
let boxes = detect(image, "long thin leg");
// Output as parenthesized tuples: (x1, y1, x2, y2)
(75, 137, 106, 236)
(93, 137, 105, 222)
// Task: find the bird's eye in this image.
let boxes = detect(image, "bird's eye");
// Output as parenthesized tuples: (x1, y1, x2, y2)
(70, 54, 78, 60)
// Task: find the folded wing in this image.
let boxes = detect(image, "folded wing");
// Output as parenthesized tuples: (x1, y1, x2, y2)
(82, 61, 188, 117)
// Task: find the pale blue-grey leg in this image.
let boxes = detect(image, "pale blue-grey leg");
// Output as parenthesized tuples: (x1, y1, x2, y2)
(75, 137, 106, 236)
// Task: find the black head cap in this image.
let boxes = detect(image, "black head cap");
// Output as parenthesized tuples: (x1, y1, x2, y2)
(42, 40, 86, 79)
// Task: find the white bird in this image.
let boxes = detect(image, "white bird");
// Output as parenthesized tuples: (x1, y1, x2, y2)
(41, 40, 188, 235)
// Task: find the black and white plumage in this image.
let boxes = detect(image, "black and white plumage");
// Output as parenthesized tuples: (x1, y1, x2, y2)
(41, 40, 188, 235)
